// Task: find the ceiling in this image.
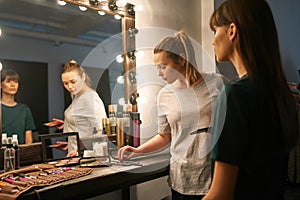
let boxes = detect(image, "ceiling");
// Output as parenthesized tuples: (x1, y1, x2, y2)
(0, 0, 122, 47)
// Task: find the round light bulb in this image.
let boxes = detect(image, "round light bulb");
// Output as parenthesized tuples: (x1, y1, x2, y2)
(135, 51, 144, 59)
(57, 0, 67, 6)
(79, 6, 88, 11)
(114, 14, 122, 20)
(118, 98, 125, 106)
(133, 5, 143, 12)
(116, 54, 124, 63)
(116, 0, 127, 7)
(98, 11, 106, 16)
(117, 76, 124, 84)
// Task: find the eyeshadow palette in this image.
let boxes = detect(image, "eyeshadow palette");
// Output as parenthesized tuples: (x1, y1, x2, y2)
(48, 157, 81, 167)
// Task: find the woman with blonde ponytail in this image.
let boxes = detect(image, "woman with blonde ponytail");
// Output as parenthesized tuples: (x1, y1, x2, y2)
(119, 31, 227, 199)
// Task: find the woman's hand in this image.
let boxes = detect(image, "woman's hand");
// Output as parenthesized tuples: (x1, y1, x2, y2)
(52, 118, 64, 130)
(52, 141, 68, 151)
(67, 149, 78, 157)
(118, 145, 139, 161)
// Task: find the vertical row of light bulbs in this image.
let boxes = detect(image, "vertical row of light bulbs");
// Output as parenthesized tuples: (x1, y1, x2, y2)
(57, 0, 143, 20)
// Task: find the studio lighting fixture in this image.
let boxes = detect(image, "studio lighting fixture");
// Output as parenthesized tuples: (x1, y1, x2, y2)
(89, 0, 99, 6)
(108, 0, 118, 11)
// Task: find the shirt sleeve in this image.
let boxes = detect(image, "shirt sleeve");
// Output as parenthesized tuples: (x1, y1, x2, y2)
(211, 83, 249, 165)
(157, 88, 171, 134)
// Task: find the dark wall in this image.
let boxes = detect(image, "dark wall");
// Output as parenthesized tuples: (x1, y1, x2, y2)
(214, 0, 300, 82)
(2, 59, 49, 134)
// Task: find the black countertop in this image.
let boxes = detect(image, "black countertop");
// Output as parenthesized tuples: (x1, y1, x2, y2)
(18, 153, 170, 200)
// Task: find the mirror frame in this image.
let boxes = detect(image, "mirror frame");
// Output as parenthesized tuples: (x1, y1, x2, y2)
(64, 0, 138, 112)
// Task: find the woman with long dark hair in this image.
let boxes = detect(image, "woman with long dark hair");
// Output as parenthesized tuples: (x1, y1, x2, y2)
(203, 0, 299, 199)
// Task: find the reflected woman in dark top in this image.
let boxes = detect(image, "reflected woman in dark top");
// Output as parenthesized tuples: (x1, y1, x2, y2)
(203, 0, 299, 200)
(1, 69, 36, 144)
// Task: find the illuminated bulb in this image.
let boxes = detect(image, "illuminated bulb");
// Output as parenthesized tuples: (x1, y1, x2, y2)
(135, 51, 144, 59)
(116, 54, 124, 63)
(79, 6, 88, 11)
(0, 62, 2, 71)
(116, 0, 127, 7)
(118, 98, 125, 106)
(117, 76, 124, 84)
(98, 11, 106, 16)
(133, 5, 143, 12)
(136, 96, 146, 104)
(114, 14, 122, 20)
(57, 0, 67, 6)
(0, 28, 2, 36)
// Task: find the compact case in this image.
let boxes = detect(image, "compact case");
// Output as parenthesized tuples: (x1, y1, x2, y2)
(40, 132, 81, 167)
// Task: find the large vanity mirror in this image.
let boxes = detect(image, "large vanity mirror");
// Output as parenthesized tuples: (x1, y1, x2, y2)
(0, 0, 136, 137)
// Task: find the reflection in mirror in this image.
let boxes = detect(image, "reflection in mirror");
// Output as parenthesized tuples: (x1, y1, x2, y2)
(0, 0, 124, 135)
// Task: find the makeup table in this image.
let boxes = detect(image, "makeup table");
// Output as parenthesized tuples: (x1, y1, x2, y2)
(18, 153, 170, 200)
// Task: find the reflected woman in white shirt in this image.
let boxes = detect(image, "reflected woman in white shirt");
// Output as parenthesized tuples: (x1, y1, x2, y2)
(53, 60, 107, 157)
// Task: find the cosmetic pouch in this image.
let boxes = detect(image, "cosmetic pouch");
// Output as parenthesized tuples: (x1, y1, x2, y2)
(0, 163, 93, 200)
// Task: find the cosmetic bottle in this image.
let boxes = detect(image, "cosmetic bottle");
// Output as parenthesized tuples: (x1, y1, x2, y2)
(102, 118, 111, 136)
(116, 117, 124, 148)
(131, 112, 141, 147)
(108, 104, 118, 135)
(12, 134, 20, 169)
(4, 137, 15, 172)
(123, 104, 133, 146)
(2, 133, 7, 147)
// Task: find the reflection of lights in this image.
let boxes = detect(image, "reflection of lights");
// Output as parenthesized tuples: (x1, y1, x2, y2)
(133, 5, 143, 12)
(114, 14, 122, 20)
(97, 10, 106, 16)
(117, 76, 124, 84)
(0, 28, 2, 36)
(79, 6, 88, 11)
(116, 54, 124, 63)
(118, 98, 125, 106)
(0, 62, 2, 71)
(57, 0, 67, 6)
(136, 96, 146, 104)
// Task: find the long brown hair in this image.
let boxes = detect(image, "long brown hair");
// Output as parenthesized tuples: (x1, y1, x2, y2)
(210, 0, 298, 151)
(153, 31, 202, 86)
(62, 60, 91, 88)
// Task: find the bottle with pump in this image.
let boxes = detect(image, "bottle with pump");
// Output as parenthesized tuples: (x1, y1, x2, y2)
(4, 137, 15, 172)
(12, 134, 20, 169)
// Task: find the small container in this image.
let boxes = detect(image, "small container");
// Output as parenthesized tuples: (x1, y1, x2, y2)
(4, 137, 15, 172)
(108, 104, 118, 135)
(102, 118, 111, 135)
(2, 133, 8, 147)
(12, 134, 20, 169)
(131, 112, 141, 147)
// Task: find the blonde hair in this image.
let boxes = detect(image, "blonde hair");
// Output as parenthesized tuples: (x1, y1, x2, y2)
(62, 60, 91, 88)
(153, 31, 202, 86)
